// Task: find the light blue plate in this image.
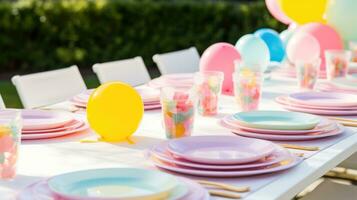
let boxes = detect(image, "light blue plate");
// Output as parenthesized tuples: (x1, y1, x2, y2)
(233, 111, 320, 130)
(47, 168, 181, 200)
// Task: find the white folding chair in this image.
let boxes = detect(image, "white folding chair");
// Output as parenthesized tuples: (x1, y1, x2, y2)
(11, 65, 87, 109)
(92, 56, 151, 86)
(152, 47, 200, 74)
(0, 94, 5, 109)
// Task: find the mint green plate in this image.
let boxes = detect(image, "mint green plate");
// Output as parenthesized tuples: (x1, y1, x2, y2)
(233, 111, 320, 130)
(47, 168, 181, 200)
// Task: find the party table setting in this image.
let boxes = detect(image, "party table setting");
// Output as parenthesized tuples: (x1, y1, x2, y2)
(2, 0, 357, 200)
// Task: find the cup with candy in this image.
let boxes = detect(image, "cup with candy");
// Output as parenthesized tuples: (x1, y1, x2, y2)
(0, 110, 22, 180)
(296, 58, 321, 90)
(194, 71, 224, 116)
(325, 50, 352, 80)
(161, 87, 195, 139)
(233, 62, 263, 111)
(349, 41, 357, 63)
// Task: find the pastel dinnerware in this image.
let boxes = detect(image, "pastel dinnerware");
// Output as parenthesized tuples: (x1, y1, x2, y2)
(231, 124, 344, 141)
(233, 111, 320, 130)
(288, 92, 357, 107)
(152, 154, 302, 177)
(47, 168, 179, 200)
(151, 141, 289, 170)
(18, 177, 209, 200)
(2, 109, 74, 130)
(222, 115, 335, 135)
(167, 136, 275, 165)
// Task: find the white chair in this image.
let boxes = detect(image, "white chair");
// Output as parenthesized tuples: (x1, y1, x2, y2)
(153, 47, 200, 74)
(93, 57, 151, 86)
(11, 65, 87, 109)
(0, 94, 5, 109)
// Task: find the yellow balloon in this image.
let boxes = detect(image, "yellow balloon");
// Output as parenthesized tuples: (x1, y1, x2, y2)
(87, 82, 144, 142)
(278, 0, 327, 24)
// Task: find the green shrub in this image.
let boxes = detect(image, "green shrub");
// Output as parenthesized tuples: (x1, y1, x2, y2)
(0, 0, 285, 73)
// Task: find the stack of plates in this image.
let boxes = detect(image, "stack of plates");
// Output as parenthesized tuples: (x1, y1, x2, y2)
(272, 66, 357, 79)
(149, 136, 302, 177)
(147, 73, 194, 89)
(220, 111, 344, 141)
(276, 92, 357, 116)
(70, 86, 161, 110)
(18, 168, 209, 200)
(316, 76, 357, 93)
(0, 110, 88, 140)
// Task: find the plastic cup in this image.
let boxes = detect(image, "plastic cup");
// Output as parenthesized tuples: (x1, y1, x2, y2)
(233, 69, 263, 112)
(161, 87, 195, 139)
(0, 110, 22, 180)
(325, 50, 352, 80)
(194, 71, 224, 116)
(349, 41, 357, 63)
(296, 59, 321, 90)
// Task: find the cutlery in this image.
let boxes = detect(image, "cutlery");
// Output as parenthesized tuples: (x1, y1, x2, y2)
(208, 190, 241, 199)
(280, 144, 319, 151)
(196, 180, 250, 192)
(328, 117, 357, 127)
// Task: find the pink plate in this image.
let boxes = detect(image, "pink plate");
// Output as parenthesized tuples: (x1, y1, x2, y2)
(18, 178, 209, 200)
(167, 136, 276, 165)
(150, 141, 290, 170)
(276, 96, 357, 110)
(22, 120, 89, 140)
(144, 104, 161, 110)
(147, 74, 194, 89)
(221, 115, 336, 135)
(6, 110, 75, 130)
(22, 119, 84, 134)
(288, 92, 357, 107)
(152, 154, 302, 177)
(276, 98, 357, 116)
(230, 124, 344, 141)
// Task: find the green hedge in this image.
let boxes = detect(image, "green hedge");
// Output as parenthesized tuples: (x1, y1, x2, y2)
(0, 0, 285, 73)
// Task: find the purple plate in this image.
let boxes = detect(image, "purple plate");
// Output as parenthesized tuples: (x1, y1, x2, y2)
(222, 115, 335, 135)
(229, 123, 344, 141)
(152, 154, 302, 177)
(167, 136, 276, 165)
(276, 96, 357, 110)
(288, 92, 357, 107)
(150, 141, 289, 170)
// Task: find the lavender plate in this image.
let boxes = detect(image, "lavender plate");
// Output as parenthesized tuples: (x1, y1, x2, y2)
(167, 136, 276, 165)
(276, 96, 357, 110)
(288, 92, 357, 107)
(150, 141, 289, 170)
(152, 154, 302, 177)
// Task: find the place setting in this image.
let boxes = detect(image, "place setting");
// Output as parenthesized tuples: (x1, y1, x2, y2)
(0, 109, 88, 140)
(275, 91, 357, 116)
(219, 111, 344, 141)
(70, 86, 162, 110)
(147, 73, 194, 89)
(17, 168, 210, 200)
(148, 135, 302, 179)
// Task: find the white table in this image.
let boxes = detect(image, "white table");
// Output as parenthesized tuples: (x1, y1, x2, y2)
(1, 78, 357, 200)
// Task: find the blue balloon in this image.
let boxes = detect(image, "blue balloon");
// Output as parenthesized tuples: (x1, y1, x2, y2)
(235, 34, 270, 72)
(254, 28, 285, 62)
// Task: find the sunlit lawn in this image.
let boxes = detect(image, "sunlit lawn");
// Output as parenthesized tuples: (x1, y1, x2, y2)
(0, 75, 100, 108)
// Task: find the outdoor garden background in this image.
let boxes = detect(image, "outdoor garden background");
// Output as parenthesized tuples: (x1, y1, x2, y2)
(0, 0, 285, 108)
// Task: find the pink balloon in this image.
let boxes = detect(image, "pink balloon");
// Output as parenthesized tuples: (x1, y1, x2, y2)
(265, 0, 292, 25)
(200, 43, 241, 96)
(297, 23, 344, 70)
(287, 32, 320, 64)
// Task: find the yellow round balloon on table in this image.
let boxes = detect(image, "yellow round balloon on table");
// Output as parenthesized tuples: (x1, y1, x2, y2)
(277, 0, 327, 24)
(86, 82, 144, 142)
